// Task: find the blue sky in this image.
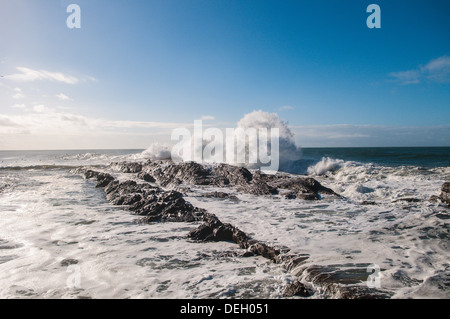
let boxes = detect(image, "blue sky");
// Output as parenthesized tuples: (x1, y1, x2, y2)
(0, 0, 449, 149)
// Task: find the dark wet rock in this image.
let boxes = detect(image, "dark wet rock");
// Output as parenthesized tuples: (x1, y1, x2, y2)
(82, 168, 204, 223)
(137, 193, 205, 223)
(145, 161, 214, 188)
(199, 191, 239, 201)
(188, 213, 250, 249)
(0, 183, 9, 193)
(137, 171, 156, 183)
(248, 242, 280, 262)
(429, 195, 441, 203)
(76, 165, 394, 299)
(60, 258, 79, 267)
(111, 162, 142, 173)
(391, 270, 423, 287)
(361, 201, 377, 205)
(392, 197, 421, 203)
(212, 164, 277, 195)
(297, 193, 320, 200)
(281, 254, 310, 272)
(440, 182, 450, 205)
(283, 281, 314, 297)
(81, 169, 115, 188)
(105, 180, 155, 203)
(95, 173, 115, 188)
(298, 263, 394, 299)
(213, 163, 253, 186)
(269, 176, 340, 200)
(135, 160, 339, 199)
(245, 177, 279, 196)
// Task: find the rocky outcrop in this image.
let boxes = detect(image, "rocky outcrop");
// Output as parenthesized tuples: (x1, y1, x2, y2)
(283, 281, 313, 297)
(80, 168, 204, 223)
(75, 162, 393, 299)
(440, 182, 450, 205)
(114, 160, 338, 200)
(268, 176, 341, 200)
(197, 192, 239, 201)
(110, 162, 142, 173)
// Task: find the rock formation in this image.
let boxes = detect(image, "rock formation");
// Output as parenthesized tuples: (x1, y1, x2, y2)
(75, 160, 397, 299)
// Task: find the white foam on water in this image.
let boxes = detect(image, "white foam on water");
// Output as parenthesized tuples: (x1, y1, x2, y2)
(0, 149, 449, 298)
(0, 169, 291, 299)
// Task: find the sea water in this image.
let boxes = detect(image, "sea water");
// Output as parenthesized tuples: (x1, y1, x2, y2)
(0, 148, 449, 298)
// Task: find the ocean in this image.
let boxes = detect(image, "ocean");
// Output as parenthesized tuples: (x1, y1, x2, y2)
(0, 147, 449, 299)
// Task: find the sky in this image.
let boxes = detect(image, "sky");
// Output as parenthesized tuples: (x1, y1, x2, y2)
(0, 0, 449, 149)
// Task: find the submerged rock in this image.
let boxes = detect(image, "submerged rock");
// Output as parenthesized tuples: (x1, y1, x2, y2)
(60, 258, 79, 267)
(440, 182, 450, 205)
(199, 192, 239, 201)
(283, 281, 314, 297)
(270, 176, 340, 200)
(188, 213, 250, 249)
(110, 162, 142, 173)
(75, 163, 392, 299)
(297, 263, 394, 299)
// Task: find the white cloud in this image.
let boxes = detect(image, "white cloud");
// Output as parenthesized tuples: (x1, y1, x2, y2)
(278, 105, 294, 111)
(12, 92, 25, 99)
(0, 106, 194, 150)
(11, 104, 26, 109)
(201, 115, 215, 121)
(389, 56, 450, 85)
(388, 70, 420, 85)
(421, 56, 450, 82)
(292, 124, 450, 147)
(56, 93, 71, 101)
(0, 115, 21, 127)
(33, 105, 52, 113)
(4, 67, 79, 84)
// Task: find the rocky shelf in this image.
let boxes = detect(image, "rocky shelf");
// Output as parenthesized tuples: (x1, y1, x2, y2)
(73, 159, 448, 299)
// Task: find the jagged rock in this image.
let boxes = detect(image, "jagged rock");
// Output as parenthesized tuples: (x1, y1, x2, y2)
(213, 163, 253, 186)
(188, 213, 250, 249)
(60, 258, 79, 267)
(298, 263, 394, 299)
(248, 242, 280, 262)
(145, 161, 214, 188)
(200, 192, 239, 201)
(281, 254, 310, 272)
(111, 162, 142, 173)
(283, 281, 313, 297)
(392, 198, 421, 203)
(137, 171, 156, 183)
(245, 178, 278, 196)
(0, 183, 9, 193)
(135, 160, 339, 199)
(271, 176, 339, 200)
(82, 169, 115, 188)
(440, 182, 450, 205)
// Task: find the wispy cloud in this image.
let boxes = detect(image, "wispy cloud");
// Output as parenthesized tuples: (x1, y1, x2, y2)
(201, 115, 215, 121)
(11, 103, 26, 109)
(4, 67, 79, 84)
(389, 56, 450, 85)
(0, 106, 193, 136)
(56, 93, 71, 101)
(12, 92, 25, 99)
(292, 124, 450, 147)
(0, 106, 196, 149)
(278, 105, 294, 111)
